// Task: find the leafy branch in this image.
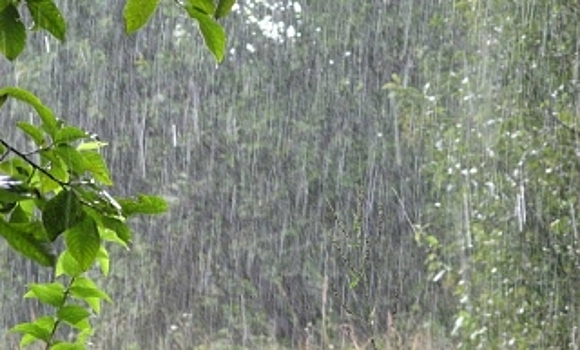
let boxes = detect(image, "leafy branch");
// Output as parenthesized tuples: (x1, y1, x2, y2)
(0, 138, 69, 188)
(0, 0, 235, 348)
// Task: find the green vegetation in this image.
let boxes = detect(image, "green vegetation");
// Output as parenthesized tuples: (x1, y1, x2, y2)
(0, 0, 233, 348)
(2, 0, 580, 349)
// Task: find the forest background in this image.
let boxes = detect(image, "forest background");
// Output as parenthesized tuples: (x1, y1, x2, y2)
(2, 0, 580, 349)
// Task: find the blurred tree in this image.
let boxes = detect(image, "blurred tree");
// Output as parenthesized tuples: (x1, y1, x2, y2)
(6, 0, 578, 348)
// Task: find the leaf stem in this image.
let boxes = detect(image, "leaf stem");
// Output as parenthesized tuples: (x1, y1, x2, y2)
(45, 276, 76, 349)
(0, 138, 69, 188)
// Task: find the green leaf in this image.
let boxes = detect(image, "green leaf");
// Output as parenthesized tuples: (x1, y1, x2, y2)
(11, 220, 50, 241)
(0, 157, 30, 176)
(9, 316, 55, 343)
(0, 218, 56, 266)
(186, 7, 226, 62)
(118, 194, 168, 216)
(82, 296, 101, 314)
(76, 189, 121, 217)
(0, 0, 10, 12)
(37, 153, 67, 191)
(0, 168, 37, 203)
(0, 87, 59, 135)
(215, 0, 235, 19)
(99, 227, 129, 249)
(51, 343, 86, 350)
(76, 141, 108, 151)
(64, 214, 100, 271)
(54, 144, 87, 175)
(0, 4, 26, 60)
(25, 282, 65, 307)
(75, 325, 93, 344)
(42, 189, 83, 242)
(101, 215, 131, 246)
(20, 333, 42, 348)
(0, 202, 16, 214)
(123, 0, 160, 35)
(81, 151, 113, 185)
(70, 276, 112, 303)
(0, 173, 39, 202)
(17, 198, 36, 216)
(56, 250, 83, 277)
(9, 203, 30, 223)
(82, 204, 128, 248)
(54, 126, 88, 144)
(17, 121, 47, 146)
(189, 0, 214, 15)
(26, 0, 66, 41)
(57, 305, 90, 327)
(72, 317, 90, 332)
(97, 245, 110, 276)
(69, 287, 111, 303)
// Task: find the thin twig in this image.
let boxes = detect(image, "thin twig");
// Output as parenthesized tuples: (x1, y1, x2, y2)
(0, 149, 8, 161)
(0, 138, 68, 188)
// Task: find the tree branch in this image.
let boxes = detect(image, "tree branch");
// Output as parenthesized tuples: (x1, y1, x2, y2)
(0, 138, 69, 188)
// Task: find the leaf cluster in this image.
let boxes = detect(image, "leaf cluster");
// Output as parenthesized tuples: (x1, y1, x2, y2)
(0, 87, 167, 348)
(0, 0, 235, 62)
(0, 0, 235, 347)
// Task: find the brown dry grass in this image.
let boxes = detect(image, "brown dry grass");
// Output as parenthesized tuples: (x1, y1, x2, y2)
(330, 311, 451, 350)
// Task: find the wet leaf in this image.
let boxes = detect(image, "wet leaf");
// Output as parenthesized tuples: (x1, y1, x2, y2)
(189, 0, 214, 15)
(26, 0, 66, 41)
(0, 87, 58, 135)
(54, 144, 87, 176)
(81, 151, 113, 186)
(38, 152, 68, 190)
(0, 4, 26, 60)
(100, 215, 131, 246)
(0, 174, 39, 202)
(186, 7, 226, 62)
(56, 251, 84, 277)
(76, 141, 108, 151)
(96, 245, 110, 276)
(25, 282, 66, 307)
(9, 203, 30, 223)
(214, 0, 235, 19)
(17, 122, 46, 146)
(118, 194, 167, 216)
(9, 316, 55, 343)
(57, 305, 90, 327)
(51, 342, 86, 350)
(54, 126, 88, 144)
(0, 218, 55, 266)
(42, 189, 83, 242)
(64, 214, 100, 272)
(70, 276, 112, 303)
(123, 0, 160, 35)
(76, 189, 121, 217)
